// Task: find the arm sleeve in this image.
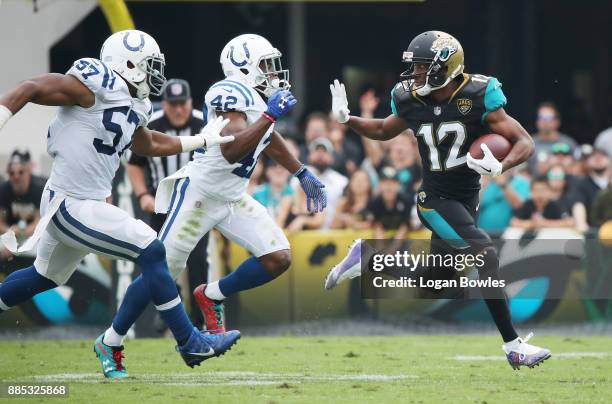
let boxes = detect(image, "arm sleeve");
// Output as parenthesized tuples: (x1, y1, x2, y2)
(481, 77, 507, 123)
(128, 151, 148, 166)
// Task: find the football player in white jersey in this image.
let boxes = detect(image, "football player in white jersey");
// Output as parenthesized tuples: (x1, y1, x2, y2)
(98, 34, 327, 346)
(0, 30, 241, 378)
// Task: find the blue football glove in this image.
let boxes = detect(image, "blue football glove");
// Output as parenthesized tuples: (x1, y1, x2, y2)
(294, 165, 327, 213)
(266, 90, 297, 119)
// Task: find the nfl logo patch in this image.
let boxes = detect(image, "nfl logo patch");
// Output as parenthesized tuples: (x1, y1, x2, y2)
(457, 98, 472, 115)
(433, 106, 442, 116)
(171, 83, 183, 96)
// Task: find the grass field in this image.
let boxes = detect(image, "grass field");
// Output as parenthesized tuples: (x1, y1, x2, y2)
(1, 335, 611, 403)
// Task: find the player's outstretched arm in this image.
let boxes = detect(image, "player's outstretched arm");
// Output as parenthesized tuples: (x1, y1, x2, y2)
(329, 80, 406, 141)
(0, 74, 95, 130)
(264, 131, 327, 213)
(131, 116, 231, 157)
(220, 90, 297, 163)
(485, 108, 535, 172)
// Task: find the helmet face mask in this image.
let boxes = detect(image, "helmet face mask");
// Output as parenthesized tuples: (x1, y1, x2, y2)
(400, 31, 464, 96)
(138, 55, 166, 97)
(256, 54, 290, 97)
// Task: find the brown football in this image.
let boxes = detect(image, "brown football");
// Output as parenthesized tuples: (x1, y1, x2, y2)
(469, 134, 511, 160)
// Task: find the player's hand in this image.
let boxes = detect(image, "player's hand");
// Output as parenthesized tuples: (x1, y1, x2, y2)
(198, 116, 233, 148)
(329, 79, 350, 123)
(294, 165, 327, 213)
(467, 144, 502, 176)
(139, 193, 156, 213)
(266, 90, 297, 119)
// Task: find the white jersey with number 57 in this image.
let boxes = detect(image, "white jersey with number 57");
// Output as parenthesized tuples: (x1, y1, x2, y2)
(189, 78, 273, 201)
(47, 58, 152, 200)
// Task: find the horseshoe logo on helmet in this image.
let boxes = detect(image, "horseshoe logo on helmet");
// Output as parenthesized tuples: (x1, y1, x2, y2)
(229, 42, 250, 67)
(123, 32, 145, 52)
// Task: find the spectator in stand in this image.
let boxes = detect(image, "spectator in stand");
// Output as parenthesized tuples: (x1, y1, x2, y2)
(246, 159, 265, 195)
(367, 166, 412, 240)
(0, 150, 46, 262)
(594, 122, 612, 159)
(328, 125, 363, 176)
(298, 112, 329, 161)
(529, 102, 577, 176)
(546, 165, 575, 215)
(331, 170, 372, 230)
(293, 138, 348, 230)
(478, 168, 530, 234)
(252, 159, 294, 228)
(511, 176, 575, 230)
(572, 147, 610, 232)
(590, 168, 612, 227)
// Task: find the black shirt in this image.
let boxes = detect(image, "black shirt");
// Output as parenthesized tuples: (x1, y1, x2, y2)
(514, 199, 566, 220)
(391, 74, 506, 200)
(367, 194, 413, 230)
(129, 109, 204, 193)
(0, 175, 46, 227)
(571, 175, 608, 226)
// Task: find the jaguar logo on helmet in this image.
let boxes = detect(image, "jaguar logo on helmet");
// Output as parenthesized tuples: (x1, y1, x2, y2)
(430, 37, 458, 60)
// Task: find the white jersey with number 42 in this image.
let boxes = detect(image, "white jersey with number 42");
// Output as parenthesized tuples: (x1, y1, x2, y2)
(47, 58, 152, 200)
(189, 78, 273, 201)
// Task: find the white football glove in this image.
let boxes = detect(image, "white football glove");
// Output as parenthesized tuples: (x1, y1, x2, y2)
(329, 79, 350, 124)
(466, 143, 503, 177)
(179, 116, 232, 152)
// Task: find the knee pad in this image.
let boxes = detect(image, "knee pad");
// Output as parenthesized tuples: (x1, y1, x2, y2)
(137, 239, 167, 267)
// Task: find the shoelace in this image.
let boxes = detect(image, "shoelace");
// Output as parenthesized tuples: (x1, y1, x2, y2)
(112, 348, 125, 371)
(520, 332, 534, 344)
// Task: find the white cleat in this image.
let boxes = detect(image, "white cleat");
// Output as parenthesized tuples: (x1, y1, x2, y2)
(324, 239, 362, 290)
(502, 332, 551, 370)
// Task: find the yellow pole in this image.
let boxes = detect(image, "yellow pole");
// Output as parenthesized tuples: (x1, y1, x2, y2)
(98, 0, 135, 32)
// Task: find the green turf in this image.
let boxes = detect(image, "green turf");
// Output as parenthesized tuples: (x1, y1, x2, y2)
(0, 336, 611, 403)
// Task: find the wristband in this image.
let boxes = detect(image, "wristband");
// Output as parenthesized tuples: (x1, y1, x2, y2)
(179, 135, 205, 152)
(0, 105, 13, 131)
(262, 112, 276, 123)
(293, 164, 306, 177)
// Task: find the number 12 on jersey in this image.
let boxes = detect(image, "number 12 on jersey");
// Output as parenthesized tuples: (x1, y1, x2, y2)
(416, 121, 467, 171)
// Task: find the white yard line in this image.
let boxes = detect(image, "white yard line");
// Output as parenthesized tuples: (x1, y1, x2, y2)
(24, 371, 416, 385)
(452, 352, 611, 361)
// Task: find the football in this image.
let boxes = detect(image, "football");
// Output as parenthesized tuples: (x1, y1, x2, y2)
(469, 133, 512, 160)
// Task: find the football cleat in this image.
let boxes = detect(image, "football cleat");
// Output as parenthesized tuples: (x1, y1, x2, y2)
(93, 334, 128, 379)
(176, 327, 241, 368)
(193, 284, 226, 334)
(502, 332, 551, 370)
(324, 239, 362, 290)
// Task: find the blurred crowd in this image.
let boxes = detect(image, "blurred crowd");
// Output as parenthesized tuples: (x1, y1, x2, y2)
(3, 82, 612, 267)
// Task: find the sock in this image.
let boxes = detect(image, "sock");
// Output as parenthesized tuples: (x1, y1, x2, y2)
(136, 240, 193, 345)
(0, 266, 57, 309)
(218, 256, 274, 297)
(204, 281, 226, 301)
(111, 274, 151, 336)
(478, 247, 519, 342)
(103, 325, 125, 347)
(157, 303, 193, 346)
